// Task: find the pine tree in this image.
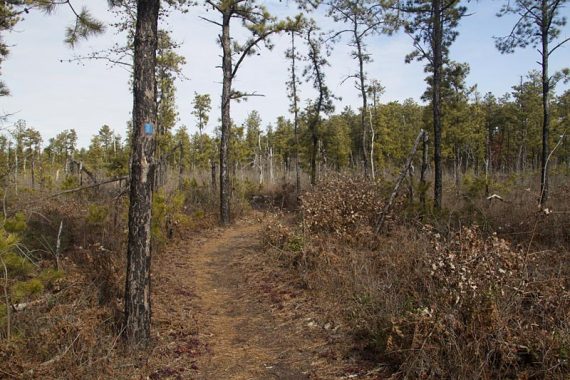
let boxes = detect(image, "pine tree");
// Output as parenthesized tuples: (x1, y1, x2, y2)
(202, 0, 295, 225)
(124, 0, 160, 348)
(401, 0, 467, 209)
(495, 0, 569, 206)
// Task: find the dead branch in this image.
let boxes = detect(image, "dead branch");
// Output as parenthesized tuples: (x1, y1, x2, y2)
(38, 332, 81, 367)
(49, 176, 128, 198)
(375, 129, 425, 234)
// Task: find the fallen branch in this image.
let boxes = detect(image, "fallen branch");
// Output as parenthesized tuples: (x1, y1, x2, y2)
(12, 297, 47, 312)
(375, 129, 425, 234)
(487, 194, 508, 203)
(49, 176, 128, 198)
(39, 332, 81, 367)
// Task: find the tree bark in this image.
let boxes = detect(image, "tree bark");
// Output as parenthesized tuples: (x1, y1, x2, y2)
(485, 117, 492, 197)
(307, 29, 325, 186)
(291, 32, 301, 196)
(539, 0, 550, 207)
(220, 11, 232, 225)
(432, 0, 443, 209)
(355, 24, 369, 179)
(124, 0, 159, 347)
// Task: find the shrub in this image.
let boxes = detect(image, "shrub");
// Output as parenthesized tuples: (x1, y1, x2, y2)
(300, 174, 383, 238)
(10, 279, 44, 303)
(265, 174, 570, 378)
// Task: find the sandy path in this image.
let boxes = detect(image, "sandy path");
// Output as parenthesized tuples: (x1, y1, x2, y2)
(147, 217, 335, 380)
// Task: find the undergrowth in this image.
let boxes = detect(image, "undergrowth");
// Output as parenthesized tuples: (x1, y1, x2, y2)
(263, 173, 570, 378)
(0, 170, 226, 378)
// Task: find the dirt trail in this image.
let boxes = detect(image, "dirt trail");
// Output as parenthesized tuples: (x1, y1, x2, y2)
(147, 217, 352, 380)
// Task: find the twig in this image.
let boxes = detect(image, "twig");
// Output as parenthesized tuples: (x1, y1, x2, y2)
(49, 176, 128, 198)
(0, 367, 20, 379)
(39, 332, 81, 367)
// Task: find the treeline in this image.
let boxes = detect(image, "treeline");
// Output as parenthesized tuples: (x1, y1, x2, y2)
(3, 68, 569, 191)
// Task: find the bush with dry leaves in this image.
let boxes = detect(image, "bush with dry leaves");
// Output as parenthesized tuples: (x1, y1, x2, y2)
(299, 174, 383, 239)
(264, 174, 570, 379)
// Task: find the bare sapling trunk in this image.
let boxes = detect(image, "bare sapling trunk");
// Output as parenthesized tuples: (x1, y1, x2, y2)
(211, 160, 217, 192)
(420, 132, 429, 210)
(368, 108, 375, 180)
(1, 256, 10, 340)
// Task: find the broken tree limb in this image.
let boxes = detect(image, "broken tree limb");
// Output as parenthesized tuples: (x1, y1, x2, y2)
(70, 160, 97, 184)
(375, 129, 426, 234)
(49, 176, 128, 198)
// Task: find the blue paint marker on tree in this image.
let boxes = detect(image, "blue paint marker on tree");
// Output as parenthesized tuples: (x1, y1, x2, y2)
(144, 123, 154, 136)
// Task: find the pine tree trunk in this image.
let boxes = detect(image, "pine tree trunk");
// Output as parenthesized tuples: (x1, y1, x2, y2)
(220, 12, 232, 225)
(211, 160, 217, 192)
(432, 0, 443, 209)
(31, 155, 35, 189)
(310, 130, 318, 186)
(356, 31, 369, 179)
(290, 32, 301, 196)
(369, 108, 375, 181)
(178, 145, 184, 191)
(540, 0, 550, 207)
(485, 120, 491, 197)
(124, 0, 159, 348)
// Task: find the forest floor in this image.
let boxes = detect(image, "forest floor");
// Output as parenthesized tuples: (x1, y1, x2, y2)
(136, 213, 385, 380)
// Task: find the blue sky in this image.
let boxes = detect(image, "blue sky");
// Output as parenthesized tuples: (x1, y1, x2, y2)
(2, 1, 569, 147)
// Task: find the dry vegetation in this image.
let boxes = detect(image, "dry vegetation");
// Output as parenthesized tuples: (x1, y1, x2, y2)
(0, 172, 224, 378)
(2, 167, 570, 379)
(263, 172, 570, 379)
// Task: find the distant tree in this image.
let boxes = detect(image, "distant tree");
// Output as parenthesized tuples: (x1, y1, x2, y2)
(401, 0, 467, 209)
(285, 17, 305, 194)
(366, 79, 385, 178)
(22, 127, 42, 188)
(272, 116, 295, 175)
(495, 0, 570, 206)
(510, 72, 543, 172)
(192, 93, 211, 135)
(173, 126, 191, 188)
(244, 110, 264, 183)
(156, 31, 185, 144)
(303, 21, 335, 185)
(202, 0, 294, 225)
(326, 0, 396, 178)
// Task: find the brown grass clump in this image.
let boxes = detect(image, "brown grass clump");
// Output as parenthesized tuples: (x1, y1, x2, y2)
(0, 190, 127, 378)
